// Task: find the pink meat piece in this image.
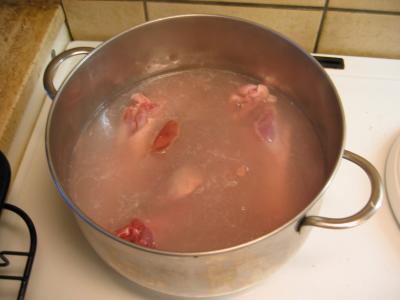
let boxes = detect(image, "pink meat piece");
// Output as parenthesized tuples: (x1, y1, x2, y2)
(116, 93, 163, 160)
(254, 109, 276, 143)
(237, 84, 269, 103)
(123, 93, 159, 134)
(230, 84, 269, 106)
(115, 218, 155, 248)
(152, 120, 180, 153)
(254, 107, 292, 167)
(230, 84, 274, 119)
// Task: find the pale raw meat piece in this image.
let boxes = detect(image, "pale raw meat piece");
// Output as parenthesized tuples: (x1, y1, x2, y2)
(117, 93, 162, 159)
(254, 108, 276, 143)
(229, 84, 270, 106)
(254, 106, 291, 158)
(230, 84, 275, 119)
(166, 165, 203, 201)
(124, 93, 160, 134)
(252, 107, 294, 223)
(238, 84, 269, 102)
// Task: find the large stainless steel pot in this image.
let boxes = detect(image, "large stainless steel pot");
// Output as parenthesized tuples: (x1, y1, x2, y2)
(43, 15, 383, 297)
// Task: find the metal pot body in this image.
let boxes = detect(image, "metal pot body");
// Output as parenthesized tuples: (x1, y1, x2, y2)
(44, 15, 382, 297)
(76, 205, 317, 297)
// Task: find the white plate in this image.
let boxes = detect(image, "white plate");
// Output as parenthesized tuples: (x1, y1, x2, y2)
(386, 133, 400, 226)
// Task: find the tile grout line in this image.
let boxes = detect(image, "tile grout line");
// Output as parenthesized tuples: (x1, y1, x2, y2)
(86, 0, 400, 16)
(59, 3, 74, 40)
(145, 0, 400, 16)
(145, 0, 323, 11)
(313, 0, 329, 53)
(329, 7, 400, 16)
(143, 0, 149, 21)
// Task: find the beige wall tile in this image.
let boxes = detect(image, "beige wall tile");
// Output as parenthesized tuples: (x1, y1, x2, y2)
(189, 0, 325, 6)
(62, 0, 145, 40)
(330, 0, 400, 13)
(148, 2, 322, 51)
(318, 11, 400, 59)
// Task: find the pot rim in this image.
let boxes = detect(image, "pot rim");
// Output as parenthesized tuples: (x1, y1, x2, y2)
(45, 14, 346, 257)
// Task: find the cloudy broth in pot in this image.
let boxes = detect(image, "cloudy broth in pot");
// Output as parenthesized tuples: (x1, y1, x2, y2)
(67, 68, 326, 252)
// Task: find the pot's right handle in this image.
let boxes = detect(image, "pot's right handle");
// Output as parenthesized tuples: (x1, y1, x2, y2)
(43, 47, 94, 100)
(300, 150, 383, 230)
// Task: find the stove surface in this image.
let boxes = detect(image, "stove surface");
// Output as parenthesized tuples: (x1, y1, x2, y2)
(1, 41, 400, 300)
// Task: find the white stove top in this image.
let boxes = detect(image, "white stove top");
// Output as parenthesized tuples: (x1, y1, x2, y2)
(1, 41, 400, 300)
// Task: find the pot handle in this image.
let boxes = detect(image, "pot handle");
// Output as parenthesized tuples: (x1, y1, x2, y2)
(43, 47, 94, 100)
(300, 150, 383, 230)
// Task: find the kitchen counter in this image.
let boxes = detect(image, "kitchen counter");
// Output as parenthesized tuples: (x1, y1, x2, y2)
(0, 2, 67, 173)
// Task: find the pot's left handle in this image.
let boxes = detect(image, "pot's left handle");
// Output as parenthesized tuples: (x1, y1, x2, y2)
(43, 47, 94, 100)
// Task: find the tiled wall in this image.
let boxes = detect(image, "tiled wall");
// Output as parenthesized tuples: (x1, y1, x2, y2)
(62, 0, 400, 58)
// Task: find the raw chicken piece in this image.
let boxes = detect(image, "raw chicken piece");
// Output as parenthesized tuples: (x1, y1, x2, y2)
(229, 83, 280, 146)
(152, 120, 180, 153)
(123, 93, 160, 134)
(167, 165, 203, 200)
(238, 84, 269, 102)
(254, 108, 276, 143)
(116, 93, 162, 160)
(251, 106, 293, 221)
(116, 218, 155, 248)
(229, 83, 280, 147)
(229, 84, 274, 119)
(225, 87, 291, 220)
(254, 106, 291, 158)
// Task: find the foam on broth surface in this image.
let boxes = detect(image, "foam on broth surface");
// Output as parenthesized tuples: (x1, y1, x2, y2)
(67, 68, 326, 252)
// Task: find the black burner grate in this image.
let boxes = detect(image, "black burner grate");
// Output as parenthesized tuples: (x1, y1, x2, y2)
(0, 151, 37, 300)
